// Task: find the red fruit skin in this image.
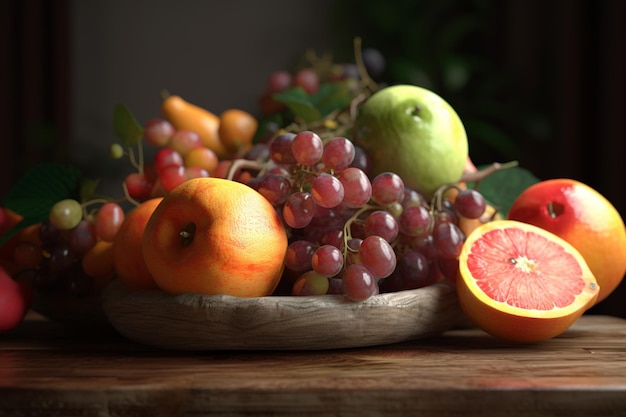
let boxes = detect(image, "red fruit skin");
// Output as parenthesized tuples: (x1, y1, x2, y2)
(0, 267, 33, 332)
(507, 178, 626, 303)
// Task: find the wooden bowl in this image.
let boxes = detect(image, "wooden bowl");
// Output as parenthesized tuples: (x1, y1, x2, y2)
(102, 279, 466, 350)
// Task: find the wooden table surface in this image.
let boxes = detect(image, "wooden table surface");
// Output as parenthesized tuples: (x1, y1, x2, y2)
(1, 313, 625, 417)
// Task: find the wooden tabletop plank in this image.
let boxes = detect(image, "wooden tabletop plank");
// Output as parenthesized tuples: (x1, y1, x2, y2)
(1, 314, 625, 417)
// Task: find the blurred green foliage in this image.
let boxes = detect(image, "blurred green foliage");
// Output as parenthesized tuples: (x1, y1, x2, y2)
(331, 0, 550, 166)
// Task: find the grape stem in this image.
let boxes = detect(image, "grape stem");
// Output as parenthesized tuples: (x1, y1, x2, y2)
(225, 159, 265, 181)
(353, 36, 379, 94)
(341, 203, 377, 256)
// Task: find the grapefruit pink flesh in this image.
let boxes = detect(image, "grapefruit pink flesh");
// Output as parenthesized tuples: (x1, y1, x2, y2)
(458, 220, 599, 343)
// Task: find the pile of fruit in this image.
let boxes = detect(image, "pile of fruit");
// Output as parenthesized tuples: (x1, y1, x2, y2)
(1, 44, 625, 344)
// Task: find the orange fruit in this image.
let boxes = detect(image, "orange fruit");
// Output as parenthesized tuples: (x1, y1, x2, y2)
(142, 177, 288, 297)
(82, 240, 115, 289)
(218, 108, 258, 156)
(161, 94, 229, 159)
(183, 147, 219, 175)
(113, 198, 163, 290)
(458, 219, 599, 343)
(508, 179, 626, 303)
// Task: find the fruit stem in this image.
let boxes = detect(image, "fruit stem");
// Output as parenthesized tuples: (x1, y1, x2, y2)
(226, 159, 265, 181)
(180, 222, 196, 248)
(353, 36, 378, 94)
(121, 181, 142, 207)
(460, 160, 519, 186)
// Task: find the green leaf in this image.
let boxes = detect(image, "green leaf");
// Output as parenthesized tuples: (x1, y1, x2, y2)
(1, 163, 82, 245)
(468, 165, 540, 218)
(273, 87, 321, 123)
(309, 82, 353, 117)
(80, 178, 101, 201)
(113, 103, 144, 146)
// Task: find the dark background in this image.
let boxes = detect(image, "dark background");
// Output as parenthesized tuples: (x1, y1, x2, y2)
(2, 0, 624, 317)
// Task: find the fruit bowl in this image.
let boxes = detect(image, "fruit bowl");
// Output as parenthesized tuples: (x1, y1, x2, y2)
(102, 279, 466, 350)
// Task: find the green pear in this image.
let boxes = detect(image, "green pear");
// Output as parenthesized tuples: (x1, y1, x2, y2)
(352, 84, 468, 198)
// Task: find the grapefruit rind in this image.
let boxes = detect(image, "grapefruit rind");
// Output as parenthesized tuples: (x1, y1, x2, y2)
(457, 220, 599, 343)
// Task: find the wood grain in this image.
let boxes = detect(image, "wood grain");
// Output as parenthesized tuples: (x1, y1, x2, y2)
(102, 280, 467, 350)
(1, 315, 625, 417)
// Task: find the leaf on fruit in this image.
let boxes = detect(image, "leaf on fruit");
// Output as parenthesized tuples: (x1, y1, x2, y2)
(469, 165, 539, 218)
(113, 103, 144, 147)
(273, 87, 321, 123)
(0, 163, 82, 245)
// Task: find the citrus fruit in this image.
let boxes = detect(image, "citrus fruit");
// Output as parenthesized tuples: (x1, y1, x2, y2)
(142, 177, 288, 297)
(352, 84, 468, 198)
(113, 197, 163, 290)
(458, 219, 599, 343)
(218, 108, 258, 156)
(508, 179, 626, 303)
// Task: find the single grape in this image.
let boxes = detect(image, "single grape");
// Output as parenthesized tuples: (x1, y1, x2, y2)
(153, 148, 184, 174)
(454, 188, 487, 219)
(371, 172, 404, 206)
(319, 228, 344, 250)
(49, 199, 83, 230)
(291, 270, 329, 296)
(168, 130, 203, 156)
(361, 47, 386, 78)
(284, 240, 316, 272)
(311, 174, 344, 208)
(292, 68, 319, 95)
(184, 147, 219, 174)
(399, 205, 432, 237)
(432, 222, 465, 259)
(143, 118, 175, 147)
(109, 143, 125, 159)
(311, 245, 344, 277)
(94, 203, 125, 242)
(399, 250, 434, 290)
(159, 165, 187, 192)
(269, 132, 297, 165)
(342, 264, 378, 301)
(358, 235, 396, 279)
(350, 145, 370, 173)
(124, 173, 154, 201)
(338, 167, 372, 208)
(47, 243, 77, 280)
(410, 234, 438, 259)
(257, 174, 291, 206)
(292, 130, 323, 166)
(322, 137, 355, 172)
(67, 219, 98, 255)
(401, 188, 428, 208)
(283, 192, 315, 228)
(327, 277, 344, 295)
(266, 70, 292, 93)
(38, 220, 61, 250)
(364, 210, 399, 243)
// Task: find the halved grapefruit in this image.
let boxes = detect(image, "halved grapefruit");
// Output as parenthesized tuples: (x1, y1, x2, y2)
(457, 219, 599, 343)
